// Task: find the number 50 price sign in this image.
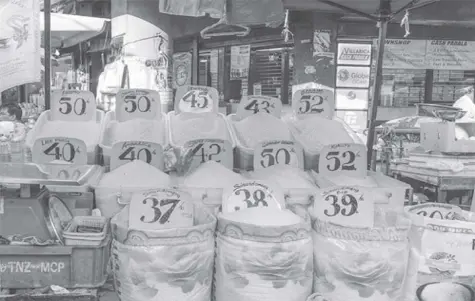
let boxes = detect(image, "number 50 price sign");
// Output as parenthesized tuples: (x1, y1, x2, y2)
(51, 90, 96, 122)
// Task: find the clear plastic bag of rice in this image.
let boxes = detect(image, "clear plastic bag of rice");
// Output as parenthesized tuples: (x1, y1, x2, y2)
(111, 204, 216, 301)
(34, 121, 100, 150)
(94, 160, 172, 218)
(234, 113, 292, 148)
(310, 207, 411, 301)
(404, 203, 475, 301)
(170, 112, 229, 146)
(214, 206, 313, 301)
(103, 119, 165, 145)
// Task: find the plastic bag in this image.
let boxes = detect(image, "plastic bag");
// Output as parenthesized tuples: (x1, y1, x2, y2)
(404, 203, 475, 301)
(111, 205, 216, 301)
(311, 210, 410, 301)
(214, 206, 313, 301)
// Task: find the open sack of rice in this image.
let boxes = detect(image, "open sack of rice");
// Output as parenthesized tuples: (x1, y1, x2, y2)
(404, 203, 475, 301)
(110, 203, 216, 301)
(214, 206, 313, 301)
(310, 200, 411, 301)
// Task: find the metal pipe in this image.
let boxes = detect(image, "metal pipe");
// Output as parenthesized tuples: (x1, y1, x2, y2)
(316, 0, 379, 21)
(44, 0, 51, 110)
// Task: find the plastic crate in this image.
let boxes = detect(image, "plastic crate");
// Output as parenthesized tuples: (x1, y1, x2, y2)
(63, 216, 108, 246)
(0, 235, 111, 289)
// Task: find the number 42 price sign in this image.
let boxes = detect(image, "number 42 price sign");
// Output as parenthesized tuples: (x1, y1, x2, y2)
(128, 188, 194, 231)
(222, 180, 285, 213)
(314, 186, 375, 228)
(319, 143, 367, 177)
(181, 139, 233, 173)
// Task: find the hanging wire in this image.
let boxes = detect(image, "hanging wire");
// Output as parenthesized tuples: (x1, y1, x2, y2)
(281, 9, 293, 43)
(400, 10, 410, 37)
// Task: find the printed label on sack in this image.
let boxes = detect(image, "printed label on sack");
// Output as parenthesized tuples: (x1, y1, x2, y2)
(292, 88, 335, 119)
(253, 140, 303, 170)
(32, 137, 87, 165)
(46, 165, 84, 181)
(175, 85, 218, 113)
(115, 89, 160, 122)
(51, 90, 96, 122)
(222, 180, 284, 213)
(129, 188, 194, 230)
(315, 186, 374, 228)
(319, 143, 366, 177)
(182, 139, 233, 173)
(110, 141, 164, 171)
(236, 95, 282, 120)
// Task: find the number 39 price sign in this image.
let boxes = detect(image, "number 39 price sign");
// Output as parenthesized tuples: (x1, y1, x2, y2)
(236, 95, 282, 120)
(128, 188, 194, 231)
(319, 143, 367, 177)
(51, 90, 96, 122)
(315, 186, 375, 228)
(32, 137, 88, 165)
(253, 140, 303, 170)
(292, 88, 335, 119)
(110, 141, 164, 171)
(115, 89, 160, 122)
(175, 85, 219, 114)
(222, 180, 284, 213)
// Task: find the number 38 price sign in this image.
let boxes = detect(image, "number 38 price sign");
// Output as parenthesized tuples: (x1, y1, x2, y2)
(32, 137, 88, 165)
(315, 186, 375, 228)
(175, 85, 219, 114)
(253, 140, 303, 169)
(222, 180, 284, 213)
(110, 141, 164, 171)
(319, 143, 367, 177)
(115, 89, 160, 122)
(129, 188, 194, 230)
(292, 88, 335, 120)
(51, 90, 96, 122)
(236, 95, 282, 120)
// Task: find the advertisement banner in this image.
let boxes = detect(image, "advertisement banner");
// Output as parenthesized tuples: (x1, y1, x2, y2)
(426, 40, 475, 70)
(381, 39, 427, 69)
(0, 0, 41, 93)
(335, 88, 369, 110)
(230, 45, 250, 79)
(336, 66, 371, 88)
(337, 43, 372, 66)
(172, 52, 192, 88)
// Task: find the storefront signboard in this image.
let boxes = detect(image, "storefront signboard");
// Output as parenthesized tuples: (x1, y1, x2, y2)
(253, 140, 303, 170)
(110, 141, 164, 171)
(230, 45, 250, 79)
(172, 52, 192, 88)
(174, 85, 219, 113)
(336, 66, 371, 88)
(318, 143, 367, 177)
(426, 40, 475, 70)
(335, 89, 369, 110)
(115, 89, 160, 122)
(50, 90, 96, 122)
(337, 43, 372, 66)
(381, 39, 427, 69)
(236, 95, 282, 119)
(292, 88, 335, 119)
(32, 137, 88, 165)
(0, 0, 41, 92)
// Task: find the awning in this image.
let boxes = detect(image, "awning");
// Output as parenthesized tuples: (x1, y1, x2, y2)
(40, 12, 109, 48)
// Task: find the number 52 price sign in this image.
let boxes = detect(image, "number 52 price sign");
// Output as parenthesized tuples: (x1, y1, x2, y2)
(314, 186, 375, 228)
(318, 143, 367, 177)
(128, 188, 194, 231)
(292, 88, 335, 120)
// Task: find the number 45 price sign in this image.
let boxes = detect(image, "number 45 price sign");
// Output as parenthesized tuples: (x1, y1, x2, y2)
(128, 188, 194, 231)
(319, 143, 367, 177)
(314, 186, 375, 228)
(175, 85, 219, 114)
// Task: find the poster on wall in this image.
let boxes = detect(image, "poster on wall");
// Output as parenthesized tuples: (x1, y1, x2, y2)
(172, 52, 192, 89)
(337, 43, 371, 66)
(335, 88, 369, 110)
(230, 45, 250, 79)
(0, 0, 41, 93)
(313, 29, 334, 67)
(336, 66, 371, 88)
(426, 40, 475, 70)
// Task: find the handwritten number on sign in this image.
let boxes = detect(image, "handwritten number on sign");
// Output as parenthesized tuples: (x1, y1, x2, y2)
(326, 151, 356, 172)
(124, 95, 152, 113)
(183, 91, 209, 108)
(235, 188, 268, 208)
(324, 194, 358, 217)
(299, 95, 324, 114)
(59, 97, 86, 115)
(260, 148, 291, 168)
(140, 198, 180, 224)
(43, 142, 76, 162)
(245, 99, 270, 114)
(119, 147, 152, 163)
(191, 143, 221, 163)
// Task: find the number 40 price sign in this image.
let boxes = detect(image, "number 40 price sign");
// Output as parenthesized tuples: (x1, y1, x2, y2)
(318, 143, 367, 177)
(32, 137, 88, 165)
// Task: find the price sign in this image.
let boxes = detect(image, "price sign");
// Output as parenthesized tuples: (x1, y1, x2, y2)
(51, 90, 96, 122)
(182, 139, 233, 172)
(175, 85, 219, 113)
(319, 143, 367, 177)
(292, 88, 335, 119)
(32, 137, 88, 165)
(253, 140, 303, 170)
(236, 95, 282, 120)
(110, 141, 164, 171)
(315, 186, 374, 228)
(115, 89, 160, 122)
(222, 180, 284, 213)
(128, 188, 194, 230)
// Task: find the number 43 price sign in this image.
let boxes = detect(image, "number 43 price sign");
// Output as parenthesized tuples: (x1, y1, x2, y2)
(236, 95, 282, 120)
(315, 186, 375, 228)
(319, 143, 367, 177)
(115, 89, 160, 122)
(128, 188, 194, 231)
(222, 180, 285, 213)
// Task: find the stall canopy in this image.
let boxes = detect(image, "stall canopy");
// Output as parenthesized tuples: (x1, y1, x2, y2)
(40, 12, 109, 48)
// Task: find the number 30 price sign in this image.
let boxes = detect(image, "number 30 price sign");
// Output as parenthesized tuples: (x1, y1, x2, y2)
(315, 186, 375, 228)
(253, 140, 303, 170)
(129, 188, 194, 230)
(115, 89, 160, 122)
(110, 141, 164, 171)
(292, 88, 335, 120)
(222, 180, 284, 213)
(319, 143, 367, 177)
(32, 137, 88, 165)
(51, 90, 96, 122)
(175, 85, 218, 114)
(236, 95, 282, 120)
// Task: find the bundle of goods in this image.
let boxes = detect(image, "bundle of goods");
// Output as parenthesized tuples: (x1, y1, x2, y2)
(404, 203, 475, 301)
(214, 207, 313, 301)
(111, 201, 216, 301)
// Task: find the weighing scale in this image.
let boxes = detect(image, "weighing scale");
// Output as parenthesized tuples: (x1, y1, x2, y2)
(0, 163, 103, 242)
